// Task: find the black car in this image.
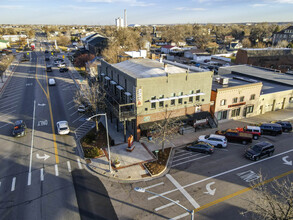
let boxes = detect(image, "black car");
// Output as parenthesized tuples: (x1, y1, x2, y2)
(59, 67, 69, 72)
(186, 141, 214, 154)
(274, 121, 292, 132)
(45, 57, 50, 61)
(12, 120, 27, 137)
(45, 50, 49, 53)
(245, 141, 275, 161)
(260, 123, 282, 136)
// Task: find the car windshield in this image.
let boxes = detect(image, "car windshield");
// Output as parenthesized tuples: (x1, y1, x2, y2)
(251, 145, 262, 153)
(60, 127, 68, 131)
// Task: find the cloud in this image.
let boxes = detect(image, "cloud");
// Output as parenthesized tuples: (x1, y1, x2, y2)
(263, 0, 293, 3)
(250, 3, 268, 7)
(175, 7, 206, 11)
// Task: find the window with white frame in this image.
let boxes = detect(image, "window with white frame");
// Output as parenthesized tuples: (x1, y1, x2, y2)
(220, 99, 226, 106)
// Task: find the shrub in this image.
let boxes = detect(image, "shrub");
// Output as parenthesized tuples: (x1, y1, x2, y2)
(84, 147, 101, 158)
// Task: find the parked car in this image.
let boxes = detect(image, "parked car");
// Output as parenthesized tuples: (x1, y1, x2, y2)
(236, 125, 261, 140)
(56, 121, 70, 135)
(198, 134, 227, 148)
(273, 121, 292, 132)
(48, 78, 56, 86)
(186, 141, 214, 154)
(46, 65, 52, 72)
(77, 104, 90, 113)
(260, 123, 282, 136)
(59, 67, 69, 72)
(245, 141, 275, 161)
(57, 63, 66, 68)
(216, 129, 253, 145)
(12, 120, 27, 137)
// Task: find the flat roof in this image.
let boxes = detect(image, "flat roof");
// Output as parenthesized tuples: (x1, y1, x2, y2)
(219, 65, 293, 87)
(112, 59, 204, 79)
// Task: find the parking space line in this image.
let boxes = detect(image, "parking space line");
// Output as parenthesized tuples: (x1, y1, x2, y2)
(72, 114, 85, 123)
(0, 110, 16, 119)
(173, 153, 202, 163)
(68, 105, 76, 110)
(66, 100, 74, 105)
(172, 155, 210, 167)
(0, 103, 17, 110)
(150, 148, 293, 201)
(70, 111, 78, 116)
(155, 200, 179, 212)
(170, 212, 190, 220)
(166, 174, 200, 209)
(144, 182, 164, 190)
(0, 105, 17, 113)
(173, 152, 194, 158)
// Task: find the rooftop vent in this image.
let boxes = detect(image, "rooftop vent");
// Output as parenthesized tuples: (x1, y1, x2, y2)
(219, 77, 229, 85)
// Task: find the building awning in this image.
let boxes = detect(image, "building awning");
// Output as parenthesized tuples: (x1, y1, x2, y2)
(125, 92, 132, 96)
(116, 85, 124, 90)
(105, 76, 110, 80)
(110, 80, 117, 85)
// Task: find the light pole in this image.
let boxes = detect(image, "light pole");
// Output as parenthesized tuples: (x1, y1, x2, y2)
(87, 113, 112, 173)
(134, 187, 194, 220)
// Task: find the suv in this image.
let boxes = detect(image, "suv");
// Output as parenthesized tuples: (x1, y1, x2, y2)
(274, 121, 292, 132)
(245, 141, 275, 161)
(260, 123, 282, 136)
(198, 134, 227, 148)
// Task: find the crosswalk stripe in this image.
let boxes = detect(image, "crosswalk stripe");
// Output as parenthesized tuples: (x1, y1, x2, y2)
(11, 177, 16, 191)
(77, 158, 83, 169)
(67, 161, 71, 172)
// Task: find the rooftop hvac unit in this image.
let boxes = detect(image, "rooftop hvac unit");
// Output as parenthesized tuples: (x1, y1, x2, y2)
(219, 77, 229, 85)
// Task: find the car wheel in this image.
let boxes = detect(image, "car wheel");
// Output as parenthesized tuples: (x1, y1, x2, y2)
(268, 152, 273, 157)
(284, 129, 288, 132)
(204, 151, 209, 155)
(273, 131, 277, 136)
(253, 135, 259, 140)
(242, 140, 247, 145)
(255, 156, 259, 161)
(217, 144, 222, 148)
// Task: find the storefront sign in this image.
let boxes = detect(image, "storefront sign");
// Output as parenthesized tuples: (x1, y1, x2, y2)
(143, 116, 150, 122)
(228, 102, 246, 108)
(136, 86, 143, 107)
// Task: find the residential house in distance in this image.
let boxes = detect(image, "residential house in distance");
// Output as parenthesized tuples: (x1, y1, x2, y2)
(2, 34, 27, 42)
(235, 48, 293, 73)
(161, 45, 180, 54)
(272, 26, 293, 45)
(0, 40, 10, 50)
(81, 33, 108, 56)
(99, 59, 215, 140)
(212, 65, 293, 122)
(184, 49, 211, 63)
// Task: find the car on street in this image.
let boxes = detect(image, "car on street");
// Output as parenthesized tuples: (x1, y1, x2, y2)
(186, 141, 214, 154)
(273, 121, 292, 132)
(59, 67, 69, 72)
(12, 120, 27, 137)
(48, 78, 56, 86)
(45, 57, 50, 61)
(245, 141, 275, 161)
(57, 63, 66, 68)
(260, 123, 283, 136)
(215, 129, 253, 145)
(77, 104, 90, 113)
(56, 121, 70, 135)
(198, 134, 227, 148)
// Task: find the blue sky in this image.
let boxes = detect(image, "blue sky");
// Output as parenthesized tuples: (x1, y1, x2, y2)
(0, 0, 293, 25)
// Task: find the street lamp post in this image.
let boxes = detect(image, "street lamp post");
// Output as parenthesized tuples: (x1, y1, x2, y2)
(134, 187, 194, 220)
(87, 113, 112, 173)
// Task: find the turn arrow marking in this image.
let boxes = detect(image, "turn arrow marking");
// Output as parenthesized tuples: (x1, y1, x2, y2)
(36, 153, 50, 161)
(282, 156, 292, 166)
(204, 182, 216, 196)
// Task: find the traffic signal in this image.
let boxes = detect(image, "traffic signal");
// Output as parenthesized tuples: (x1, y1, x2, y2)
(27, 52, 29, 55)
(62, 55, 64, 59)
(51, 52, 54, 55)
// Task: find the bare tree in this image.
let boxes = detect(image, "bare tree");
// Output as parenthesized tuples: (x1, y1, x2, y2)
(74, 80, 106, 132)
(149, 110, 182, 153)
(74, 53, 95, 68)
(276, 40, 289, 48)
(0, 55, 14, 82)
(241, 175, 293, 220)
(242, 38, 252, 48)
(56, 36, 71, 46)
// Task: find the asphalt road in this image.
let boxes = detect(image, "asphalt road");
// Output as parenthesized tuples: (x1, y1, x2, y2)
(0, 36, 116, 220)
(107, 132, 293, 220)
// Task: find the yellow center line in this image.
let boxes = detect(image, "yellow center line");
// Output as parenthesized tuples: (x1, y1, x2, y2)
(35, 56, 59, 164)
(194, 169, 293, 213)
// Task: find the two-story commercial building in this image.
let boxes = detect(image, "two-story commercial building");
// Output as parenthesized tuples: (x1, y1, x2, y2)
(99, 59, 215, 140)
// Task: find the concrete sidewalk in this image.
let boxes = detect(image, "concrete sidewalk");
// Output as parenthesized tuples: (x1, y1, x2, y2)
(85, 108, 293, 182)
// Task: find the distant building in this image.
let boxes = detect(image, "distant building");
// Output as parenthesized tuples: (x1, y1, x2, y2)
(2, 34, 27, 42)
(235, 48, 293, 72)
(272, 26, 293, 45)
(115, 17, 124, 28)
(0, 40, 10, 50)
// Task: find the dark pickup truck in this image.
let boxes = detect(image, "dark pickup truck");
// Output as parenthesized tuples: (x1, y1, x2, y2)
(215, 129, 253, 145)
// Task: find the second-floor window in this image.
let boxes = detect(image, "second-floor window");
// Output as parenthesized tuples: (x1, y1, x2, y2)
(151, 96, 156, 109)
(233, 97, 238, 103)
(250, 94, 255, 100)
(240, 96, 244, 102)
(220, 99, 226, 106)
(159, 95, 164, 108)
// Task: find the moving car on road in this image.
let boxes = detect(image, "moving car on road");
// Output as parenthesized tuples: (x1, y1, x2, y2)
(12, 120, 27, 137)
(56, 121, 70, 135)
(186, 141, 214, 154)
(245, 141, 275, 161)
(48, 78, 56, 86)
(198, 134, 227, 148)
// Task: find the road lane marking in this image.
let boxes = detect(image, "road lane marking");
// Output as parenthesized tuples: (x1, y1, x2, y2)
(11, 177, 16, 191)
(173, 152, 195, 159)
(70, 111, 78, 116)
(144, 182, 164, 190)
(68, 105, 76, 110)
(194, 169, 293, 213)
(166, 174, 200, 209)
(66, 100, 74, 105)
(67, 161, 71, 172)
(173, 153, 203, 163)
(155, 200, 180, 212)
(149, 148, 293, 201)
(72, 114, 85, 123)
(77, 158, 83, 169)
(55, 164, 59, 176)
(170, 212, 190, 220)
(40, 168, 44, 181)
(28, 100, 36, 186)
(0, 110, 17, 119)
(172, 155, 210, 167)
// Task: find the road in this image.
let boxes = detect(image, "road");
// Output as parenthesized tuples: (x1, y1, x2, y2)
(0, 35, 117, 220)
(107, 132, 293, 220)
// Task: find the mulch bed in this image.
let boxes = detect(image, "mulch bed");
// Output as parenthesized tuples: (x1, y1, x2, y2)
(144, 148, 171, 176)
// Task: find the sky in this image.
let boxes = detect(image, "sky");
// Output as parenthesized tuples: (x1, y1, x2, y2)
(0, 0, 293, 25)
